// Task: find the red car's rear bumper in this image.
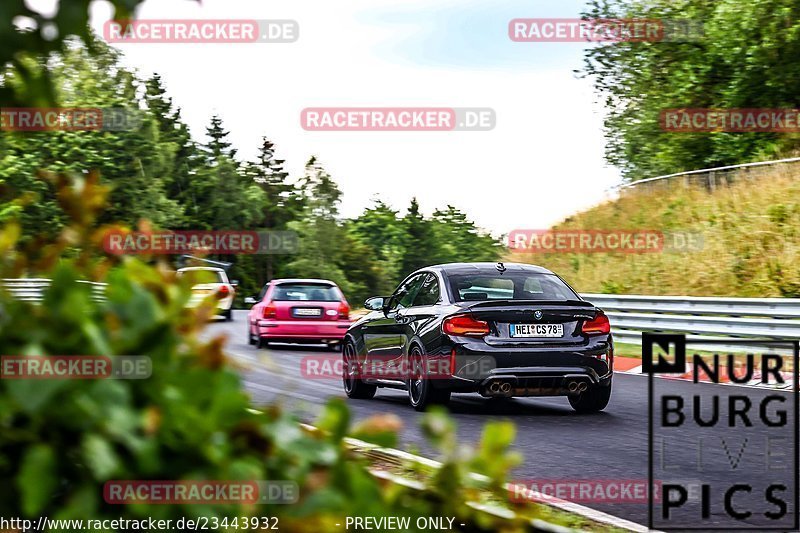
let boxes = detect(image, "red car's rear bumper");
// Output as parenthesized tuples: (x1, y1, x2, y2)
(256, 319, 350, 341)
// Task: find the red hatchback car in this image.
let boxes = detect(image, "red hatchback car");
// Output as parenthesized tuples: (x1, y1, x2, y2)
(246, 279, 351, 350)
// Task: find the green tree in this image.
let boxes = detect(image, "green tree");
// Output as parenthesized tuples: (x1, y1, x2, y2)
(285, 157, 354, 294)
(581, 0, 800, 180)
(184, 117, 266, 293)
(348, 198, 407, 295)
(400, 198, 442, 277)
(1, 38, 183, 247)
(432, 205, 501, 264)
(189, 115, 263, 230)
(245, 138, 303, 283)
(144, 74, 201, 228)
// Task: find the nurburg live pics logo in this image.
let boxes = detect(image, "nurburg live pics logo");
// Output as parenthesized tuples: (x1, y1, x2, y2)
(644, 333, 799, 531)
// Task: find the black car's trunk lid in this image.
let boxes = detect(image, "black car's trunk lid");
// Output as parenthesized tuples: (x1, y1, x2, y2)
(462, 300, 599, 345)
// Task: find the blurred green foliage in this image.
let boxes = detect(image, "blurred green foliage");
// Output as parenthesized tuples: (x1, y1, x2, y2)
(0, 174, 528, 532)
(0, 0, 159, 106)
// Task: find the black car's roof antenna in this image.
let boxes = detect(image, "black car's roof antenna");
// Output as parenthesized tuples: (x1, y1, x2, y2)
(496, 262, 506, 273)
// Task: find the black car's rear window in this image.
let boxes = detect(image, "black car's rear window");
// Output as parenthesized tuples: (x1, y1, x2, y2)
(272, 283, 340, 301)
(447, 272, 578, 302)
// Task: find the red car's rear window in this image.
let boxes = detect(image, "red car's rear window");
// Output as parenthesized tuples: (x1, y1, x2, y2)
(272, 283, 340, 302)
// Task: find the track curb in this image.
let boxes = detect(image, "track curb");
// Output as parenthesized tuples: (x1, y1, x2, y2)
(299, 423, 653, 533)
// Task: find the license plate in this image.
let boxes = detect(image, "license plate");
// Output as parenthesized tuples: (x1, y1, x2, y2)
(293, 307, 322, 317)
(509, 323, 564, 338)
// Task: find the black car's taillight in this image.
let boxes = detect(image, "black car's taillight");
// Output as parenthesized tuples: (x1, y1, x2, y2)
(442, 314, 490, 337)
(582, 312, 610, 335)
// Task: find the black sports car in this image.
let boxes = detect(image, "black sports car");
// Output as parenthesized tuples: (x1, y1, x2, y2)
(342, 262, 613, 412)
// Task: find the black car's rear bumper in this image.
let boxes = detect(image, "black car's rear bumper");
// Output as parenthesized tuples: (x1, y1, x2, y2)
(476, 367, 611, 397)
(431, 337, 613, 397)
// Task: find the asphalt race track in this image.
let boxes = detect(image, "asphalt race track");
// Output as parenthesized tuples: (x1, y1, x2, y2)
(207, 311, 798, 529)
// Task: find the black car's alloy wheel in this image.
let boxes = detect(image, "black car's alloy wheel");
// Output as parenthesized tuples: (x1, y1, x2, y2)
(407, 346, 450, 411)
(342, 341, 377, 399)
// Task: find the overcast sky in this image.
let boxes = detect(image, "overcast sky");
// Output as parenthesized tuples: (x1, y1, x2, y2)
(38, 0, 622, 235)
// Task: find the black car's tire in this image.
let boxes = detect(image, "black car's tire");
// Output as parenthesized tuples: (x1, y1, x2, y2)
(247, 323, 257, 346)
(408, 347, 451, 411)
(224, 308, 233, 321)
(343, 341, 377, 399)
(568, 384, 612, 413)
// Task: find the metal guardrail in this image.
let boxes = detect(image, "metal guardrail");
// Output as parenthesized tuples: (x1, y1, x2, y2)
(583, 293, 800, 354)
(615, 156, 800, 192)
(1, 278, 106, 303)
(3, 279, 797, 353)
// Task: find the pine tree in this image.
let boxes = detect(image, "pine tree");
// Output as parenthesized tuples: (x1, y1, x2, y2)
(400, 198, 442, 276)
(432, 205, 500, 263)
(203, 115, 237, 161)
(299, 156, 341, 220)
(144, 74, 201, 227)
(285, 157, 350, 291)
(246, 138, 301, 281)
(249, 138, 296, 227)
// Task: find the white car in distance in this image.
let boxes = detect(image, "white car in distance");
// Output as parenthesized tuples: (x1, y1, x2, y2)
(177, 266, 237, 321)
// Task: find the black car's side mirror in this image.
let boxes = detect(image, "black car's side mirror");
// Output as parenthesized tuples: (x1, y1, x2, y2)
(364, 297, 384, 311)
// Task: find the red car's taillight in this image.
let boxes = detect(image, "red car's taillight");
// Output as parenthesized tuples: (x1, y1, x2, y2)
(262, 302, 277, 319)
(338, 301, 349, 320)
(582, 312, 610, 335)
(442, 314, 490, 337)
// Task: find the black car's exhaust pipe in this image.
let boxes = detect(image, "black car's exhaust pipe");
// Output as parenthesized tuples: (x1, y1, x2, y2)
(566, 381, 589, 393)
(563, 375, 593, 394)
(483, 379, 515, 397)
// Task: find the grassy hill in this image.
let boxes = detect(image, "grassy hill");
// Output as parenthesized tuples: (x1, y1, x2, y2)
(510, 164, 800, 297)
